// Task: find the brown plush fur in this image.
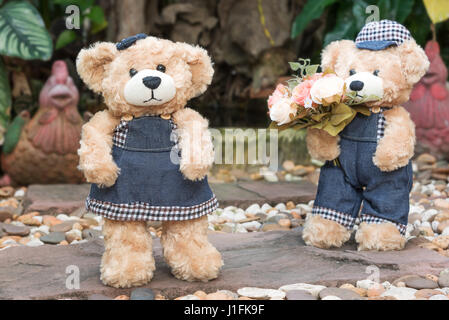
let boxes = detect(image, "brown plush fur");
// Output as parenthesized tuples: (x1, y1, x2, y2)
(355, 222, 406, 251)
(305, 38, 429, 252)
(306, 128, 340, 161)
(302, 214, 352, 249)
(161, 215, 223, 281)
(101, 219, 155, 288)
(373, 106, 416, 171)
(76, 37, 220, 287)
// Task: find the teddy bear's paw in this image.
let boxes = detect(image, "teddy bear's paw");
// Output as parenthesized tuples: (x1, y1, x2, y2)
(373, 147, 410, 172)
(83, 160, 120, 188)
(168, 244, 223, 282)
(180, 162, 210, 181)
(161, 217, 223, 282)
(355, 222, 406, 251)
(306, 128, 341, 161)
(302, 214, 351, 249)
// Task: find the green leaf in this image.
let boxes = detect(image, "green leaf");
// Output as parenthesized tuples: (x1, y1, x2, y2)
(0, 60, 11, 128)
(289, 62, 302, 71)
(324, 0, 361, 46)
(291, 0, 338, 38)
(87, 5, 105, 24)
(55, 30, 77, 50)
(379, 0, 415, 23)
(3, 113, 26, 153)
(0, 1, 53, 60)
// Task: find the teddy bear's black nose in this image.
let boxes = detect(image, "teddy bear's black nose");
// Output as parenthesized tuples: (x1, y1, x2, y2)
(142, 76, 161, 89)
(349, 80, 364, 91)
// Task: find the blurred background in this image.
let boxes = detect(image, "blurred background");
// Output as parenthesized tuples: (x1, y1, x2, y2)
(0, 0, 448, 185)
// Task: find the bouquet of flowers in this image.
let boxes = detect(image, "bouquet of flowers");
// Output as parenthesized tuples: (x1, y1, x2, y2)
(268, 59, 380, 136)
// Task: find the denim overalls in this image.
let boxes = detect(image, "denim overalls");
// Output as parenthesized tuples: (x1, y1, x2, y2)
(312, 110, 412, 235)
(86, 115, 218, 221)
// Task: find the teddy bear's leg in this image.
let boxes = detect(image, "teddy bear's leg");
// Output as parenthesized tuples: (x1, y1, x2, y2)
(303, 214, 352, 248)
(302, 159, 361, 249)
(100, 219, 155, 288)
(355, 162, 411, 251)
(355, 222, 406, 251)
(161, 215, 223, 282)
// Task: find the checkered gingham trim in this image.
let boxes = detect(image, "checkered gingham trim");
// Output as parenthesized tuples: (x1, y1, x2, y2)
(112, 120, 129, 148)
(360, 213, 407, 236)
(312, 206, 356, 229)
(377, 110, 386, 141)
(86, 195, 218, 221)
(355, 20, 411, 47)
(112, 118, 179, 149)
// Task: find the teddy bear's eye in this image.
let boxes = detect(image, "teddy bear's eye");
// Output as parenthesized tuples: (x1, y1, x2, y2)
(129, 68, 138, 77)
(349, 69, 356, 76)
(156, 64, 166, 73)
(373, 70, 380, 76)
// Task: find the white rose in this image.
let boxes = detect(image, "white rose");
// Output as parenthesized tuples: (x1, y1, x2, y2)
(310, 75, 345, 105)
(269, 98, 297, 125)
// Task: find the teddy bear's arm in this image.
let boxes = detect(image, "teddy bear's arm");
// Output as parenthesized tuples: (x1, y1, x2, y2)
(306, 128, 341, 161)
(78, 110, 121, 187)
(373, 106, 415, 172)
(172, 108, 214, 181)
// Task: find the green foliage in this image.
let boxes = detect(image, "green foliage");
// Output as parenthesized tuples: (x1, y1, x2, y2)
(2, 113, 27, 154)
(0, 1, 53, 60)
(291, 0, 338, 38)
(53, 0, 108, 49)
(0, 60, 11, 129)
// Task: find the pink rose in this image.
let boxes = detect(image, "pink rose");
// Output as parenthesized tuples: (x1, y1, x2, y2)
(268, 84, 289, 108)
(292, 80, 314, 106)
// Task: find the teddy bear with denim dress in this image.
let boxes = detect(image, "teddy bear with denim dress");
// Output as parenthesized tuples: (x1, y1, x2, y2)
(303, 20, 429, 251)
(76, 34, 223, 288)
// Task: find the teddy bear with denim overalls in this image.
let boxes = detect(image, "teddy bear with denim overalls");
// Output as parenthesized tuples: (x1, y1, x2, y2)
(76, 34, 222, 288)
(303, 21, 429, 251)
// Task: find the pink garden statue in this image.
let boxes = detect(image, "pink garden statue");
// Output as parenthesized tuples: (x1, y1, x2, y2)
(404, 41, 449, 159)
(1, 60, 85, 185)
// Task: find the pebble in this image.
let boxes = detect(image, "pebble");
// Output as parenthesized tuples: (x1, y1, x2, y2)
(434, 199, 449, 210)
(178, 295, 200, 300)
(319, 287, 364, 300)
(2, 224, 30, 236)
(321, 295, 341, 300)
(40, 232, 66, 244)
(285, 290, 317, 300)
(237, 287, 285, 300)
(130, 288, 155, 300)
(26, 238, 44, 247)
(414, 289, 442, 299)
(82, 229, 102, 240)
(261, 203, 272, 213)
(261, 223, 288, 232)
(56, 214, 70, 221)
(65, 229, 82, 243)
(241, 221, 261, 232)
(0, 207, 15, 222)
(356, 279, 381, 290)
(279, 283, 326, 297)
(438, 268, 449, 287)
(275, 203, 286, 211)
(50, 221, 75, 233)
(114, 295, 130, 300)
(278, 219, 291, 228)
(432, 235, 449, 249)
(205, 291, 234, 300)
(429, 294, 449, 300)
(381, 287, 417, 300)
(245, 204, 261, 215)
(404, 276, 439, 289)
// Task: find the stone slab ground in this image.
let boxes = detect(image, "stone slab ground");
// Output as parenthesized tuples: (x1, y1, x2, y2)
(1, 228, 448, 300)
(23, 181, 317, 213)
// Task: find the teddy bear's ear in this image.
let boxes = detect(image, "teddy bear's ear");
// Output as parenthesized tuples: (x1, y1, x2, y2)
(397, 40, 430, 86)
(321, 40, 356, 72)
(177, 43, 214, 98)
(76, 42, 117, 93)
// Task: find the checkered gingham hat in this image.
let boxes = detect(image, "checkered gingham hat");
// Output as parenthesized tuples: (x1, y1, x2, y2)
(355, 20, 412, 51)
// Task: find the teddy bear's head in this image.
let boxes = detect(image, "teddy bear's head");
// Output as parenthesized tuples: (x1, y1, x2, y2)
(76, 35, 214, 117)
(321, 20, 429, 108)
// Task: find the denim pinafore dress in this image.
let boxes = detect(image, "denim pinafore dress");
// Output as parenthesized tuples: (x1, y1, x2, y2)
(85, 115, 218, 221)
(312, 109, 413, 236)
